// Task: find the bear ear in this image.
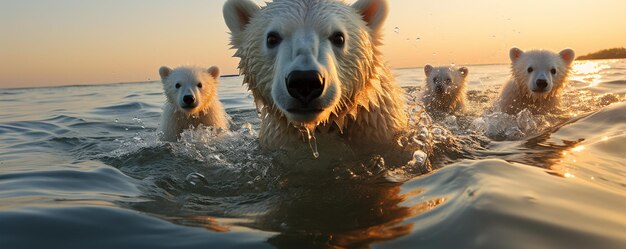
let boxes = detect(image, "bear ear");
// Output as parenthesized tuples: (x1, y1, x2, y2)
(559, 48, 575, 65)
(223, 0, 260, 35)
(159, 66, 172, 81)
(208, 66, 221, 79)
(424, 65, 433, 77)
(352, 0, 389, 32)
(459, 67, 469, 77)
(510, 47, 524, 63)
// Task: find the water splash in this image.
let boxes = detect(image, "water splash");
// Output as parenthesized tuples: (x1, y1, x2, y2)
(407, 150, 427, 168)
(471, 109, 557, 140)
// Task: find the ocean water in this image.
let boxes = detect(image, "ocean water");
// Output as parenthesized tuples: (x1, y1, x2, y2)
(1, 59, 625, 249)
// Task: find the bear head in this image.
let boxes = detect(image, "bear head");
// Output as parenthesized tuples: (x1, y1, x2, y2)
(224, 0, 390, 126)
(159, 66, 221, 116)
(509, 47, 575, 99)
(424, 65, 468, 96)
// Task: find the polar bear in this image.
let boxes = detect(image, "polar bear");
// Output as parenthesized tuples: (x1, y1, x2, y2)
(495, 48, 575, 115)
(223, 0, 408, 151)
(421, 65, 468, 114)
(158, 66, 229, 142)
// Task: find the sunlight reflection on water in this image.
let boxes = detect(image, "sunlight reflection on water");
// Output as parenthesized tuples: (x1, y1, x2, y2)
(571, 60, 612, 87)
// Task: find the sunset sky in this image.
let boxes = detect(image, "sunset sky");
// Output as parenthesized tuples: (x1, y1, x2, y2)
(1, 0, 625, 88)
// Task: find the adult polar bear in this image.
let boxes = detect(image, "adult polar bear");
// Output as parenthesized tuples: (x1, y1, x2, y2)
(223, 0, 408, 153)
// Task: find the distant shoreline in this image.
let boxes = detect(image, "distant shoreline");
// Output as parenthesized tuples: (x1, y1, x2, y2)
(577, 47, 626, 61)
(221, 74, 240, 78)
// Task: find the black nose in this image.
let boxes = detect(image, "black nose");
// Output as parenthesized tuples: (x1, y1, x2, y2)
(286, 70, 325, 104)
(183, 95, 195, 105)
(536, 79, 548, 90)
(435, 85, 444, 92)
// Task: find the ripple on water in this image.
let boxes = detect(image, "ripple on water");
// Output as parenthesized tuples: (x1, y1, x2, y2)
(90, 102, 161, 115)
(0, 206, 274, 249)
(0, 161, 141, 210)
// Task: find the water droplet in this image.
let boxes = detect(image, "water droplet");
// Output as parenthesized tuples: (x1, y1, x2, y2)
(393, 27, 400, 34)
(114, 118, 119, 123)
(186, 173, 209, 187)
(295, 123, 320, 159)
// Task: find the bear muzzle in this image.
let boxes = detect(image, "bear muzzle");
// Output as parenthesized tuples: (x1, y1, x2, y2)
(532, 79, 549, 93)
(181, 95, 198, 109)
(435, 84, 445, 93)
(286, 70, 325, 106)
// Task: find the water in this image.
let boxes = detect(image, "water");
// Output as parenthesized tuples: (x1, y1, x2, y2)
(1, 60, 625, 248)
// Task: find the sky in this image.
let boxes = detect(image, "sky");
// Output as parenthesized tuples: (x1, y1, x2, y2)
(1, 0, 625, 88)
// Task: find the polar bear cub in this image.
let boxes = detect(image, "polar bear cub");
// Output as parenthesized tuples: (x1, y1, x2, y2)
(158, 66, 229, 141)
(495, 47, 575, 114)
(422, 65, 469, 114)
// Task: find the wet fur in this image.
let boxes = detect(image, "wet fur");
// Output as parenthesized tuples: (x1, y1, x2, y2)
(224, 0, 407, 149)
(496, 48, 575, 115)
(422, 65, 468, 114)
(158, 66, 229, 142)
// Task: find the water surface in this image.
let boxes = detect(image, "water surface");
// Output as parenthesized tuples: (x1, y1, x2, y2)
(1, 60, 625, 249)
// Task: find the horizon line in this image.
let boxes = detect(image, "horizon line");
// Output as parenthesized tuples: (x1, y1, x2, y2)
(2, 58, 619, 90)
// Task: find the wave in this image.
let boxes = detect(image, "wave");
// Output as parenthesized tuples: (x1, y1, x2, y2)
(0, 206, 272, 249)
(90, 102, 161, 115)
(397, 159, 626, 249)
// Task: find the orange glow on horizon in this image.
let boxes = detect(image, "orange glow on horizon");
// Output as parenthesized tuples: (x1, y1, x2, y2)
(1, 0, 625, 88)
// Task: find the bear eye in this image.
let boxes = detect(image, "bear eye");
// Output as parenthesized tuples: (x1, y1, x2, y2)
(266, 32, 282, 49)
(329, 32, 345, 47)
(527, 67, 534, 73)
(197, 82, 202, 88)
(433, 77, 439, 82)
(551, 68, 557, 75)
(445, 78, 452, 84)
(175, 83, 181, 89)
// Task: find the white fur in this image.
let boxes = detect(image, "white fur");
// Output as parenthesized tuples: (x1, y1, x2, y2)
(223, 0, 408, 150)
(495, 48, 575, 114)
(422, 65, 468, 114)
(158, 66, 229, 142)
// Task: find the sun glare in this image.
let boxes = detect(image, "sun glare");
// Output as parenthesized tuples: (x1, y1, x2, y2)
(571, 145, 586, 153)
(571, 61, 611, 87)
